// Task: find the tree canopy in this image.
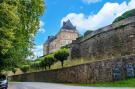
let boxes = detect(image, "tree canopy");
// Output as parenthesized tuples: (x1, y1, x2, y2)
(84, 30, 93, 37)
(113, 8, 135, 23)
(0, 0, 44, 72)
(43, 54, 55, 69)
(54, 48, 69, 67)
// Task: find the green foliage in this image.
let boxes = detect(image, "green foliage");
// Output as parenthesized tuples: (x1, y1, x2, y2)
(31, 61, 41, 70)
(51, 58, 90, 70)
(113, 8, 135, 23)
(61, 45, 70, 49)
(54, 48, 69, 67)
(70, 78, 135, 87)
(11, 68, 17, 74)
(0, 0, 45, 72)
(20, 65, 30, 73)
(84, 30, 93, 37)
(0, 0, 18, 69)
(30, 54, 55, 70)
(76, 36, 83, 40)
(76, 30, 93, 41)
(43, 54, 55, 69)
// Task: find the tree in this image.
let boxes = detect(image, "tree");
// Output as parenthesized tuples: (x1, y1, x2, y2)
(40, 59, 46, 70)
(12, 68, 17, 74)
(0, 0, 19, 71)
(113, 8, 135, 23)
(76, 35, 83, 40)
(8, 0, 44, 67)
(20, 65, 30, 73)
(33, 61, 41, 70)
(54, 48, 69, 67)
(43, 54, 55, 69)
(0, 0, 44, 72)
(84, 30, 93, 37)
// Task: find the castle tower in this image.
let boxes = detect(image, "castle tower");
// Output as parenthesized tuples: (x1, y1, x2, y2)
(43, 20, 79, 55)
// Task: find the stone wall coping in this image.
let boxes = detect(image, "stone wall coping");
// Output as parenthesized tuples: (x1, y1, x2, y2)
(73, 16, 135, 44)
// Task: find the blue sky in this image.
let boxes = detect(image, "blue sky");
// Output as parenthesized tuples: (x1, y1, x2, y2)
(33, 0, 134, 59)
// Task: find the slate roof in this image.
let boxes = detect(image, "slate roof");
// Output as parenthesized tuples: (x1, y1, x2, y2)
(45, 36, 56, 44)
(61, 20, 76, 30)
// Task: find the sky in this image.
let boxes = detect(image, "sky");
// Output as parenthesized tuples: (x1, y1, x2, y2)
(32, 0, 135, 59)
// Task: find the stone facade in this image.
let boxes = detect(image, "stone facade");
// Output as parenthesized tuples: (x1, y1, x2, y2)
(43, 20, 79, 55)
(70, 16, 135, 60)
(10, 54, 135, 83)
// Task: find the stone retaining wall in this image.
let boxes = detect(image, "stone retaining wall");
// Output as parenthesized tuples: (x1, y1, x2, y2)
(11, 55, 135, 83)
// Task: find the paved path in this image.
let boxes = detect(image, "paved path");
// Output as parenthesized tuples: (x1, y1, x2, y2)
(9, 82, 135, 89)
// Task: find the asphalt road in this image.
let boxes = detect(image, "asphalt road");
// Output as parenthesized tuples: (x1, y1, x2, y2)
(9, 82, 135, 89)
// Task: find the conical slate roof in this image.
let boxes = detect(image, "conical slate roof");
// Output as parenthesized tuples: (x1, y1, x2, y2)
(61, 20, 76, 30)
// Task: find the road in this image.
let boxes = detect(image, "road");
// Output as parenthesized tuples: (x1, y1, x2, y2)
(9, 82, 135, 89)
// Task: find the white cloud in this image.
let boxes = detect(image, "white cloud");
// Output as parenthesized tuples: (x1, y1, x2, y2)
(31, 45, 43, 60)
(82, 0, 101, 4)
(38, 20, 45, 33)
(62, 0, 135, 33)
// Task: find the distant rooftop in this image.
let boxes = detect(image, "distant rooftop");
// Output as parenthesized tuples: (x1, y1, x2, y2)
(45, 36, 56, 43)
(61, 20, 76, 30)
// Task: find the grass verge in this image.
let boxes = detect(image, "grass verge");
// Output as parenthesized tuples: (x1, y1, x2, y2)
(67, 78, 135, 87)
(51, 58, 90, 69)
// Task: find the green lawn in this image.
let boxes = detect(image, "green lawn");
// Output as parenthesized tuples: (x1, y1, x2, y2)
(51, 58, 93, 69)
(67, 78, 135, 87)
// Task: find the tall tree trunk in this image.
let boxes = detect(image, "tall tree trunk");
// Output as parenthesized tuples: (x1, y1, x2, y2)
(61, 61, 64, 68)
(45, 66, 46, 70)
(49, 65, 51, 69)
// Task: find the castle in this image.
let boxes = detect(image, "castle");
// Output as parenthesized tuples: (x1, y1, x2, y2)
(43, 20, 79, 55)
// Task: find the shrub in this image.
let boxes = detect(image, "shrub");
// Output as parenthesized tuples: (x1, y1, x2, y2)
(54, 48, 69, 67)
(20, 65, 30, 73)
(43, 54, 55, 69)
(12, 68, 17, 74)
(40, 59, 47, 70)
(30, 61, 40, 70)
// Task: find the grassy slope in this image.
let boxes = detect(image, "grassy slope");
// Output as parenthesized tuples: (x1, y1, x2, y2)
(68, 78, 135, 87)
(51, 58, 91, 69)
